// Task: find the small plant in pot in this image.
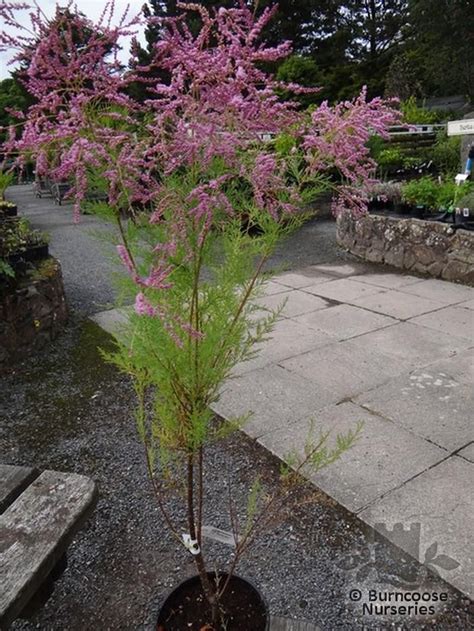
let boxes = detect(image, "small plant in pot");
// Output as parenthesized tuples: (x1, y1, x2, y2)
(401, 176, 439, 218)
(0, 218, 49, 268)
(368, 181, 402, 213)
(0, 200, 18, 217)
(1, 2, 400, 628)
(0, 170, 14, 202)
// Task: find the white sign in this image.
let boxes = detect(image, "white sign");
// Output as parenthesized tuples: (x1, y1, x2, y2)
(447, 119, 474, 136)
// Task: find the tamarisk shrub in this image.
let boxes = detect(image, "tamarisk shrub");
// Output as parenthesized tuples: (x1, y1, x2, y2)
(1, 2, 400, 626)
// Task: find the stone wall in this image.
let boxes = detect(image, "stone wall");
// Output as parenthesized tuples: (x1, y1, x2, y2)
(337, 213, 474, 285)
(0, 258, 68, 368)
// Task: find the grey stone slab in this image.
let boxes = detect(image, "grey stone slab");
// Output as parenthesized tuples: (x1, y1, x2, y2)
(261, 280, 291, 296)
(304, 278, 384, 303)
(280, 339, 409, 402)
(355, 368, 474, 451)
(351, 290, 445, 320)
(399, 278, 474, 305)
(310, 262, 372, 277)
(350, 272, 423, 290)
(458, 443, 474, 463)
(423, 348, 474, 387)
(258, 402, 446, 513)
(254, 289, 331, 318)
(0, 466, 39, 514)
(89, 306, 132, 340)
(346, 322, 471, 368)
(359, 456, 474, 598)
(459, 298, 474, 310)
(274, 268, 335, 289)
(291, 304, 396, 341)
(213, 365, 335, 438)
(409, 306, 474, 342)
(0, 470, 98, 628)
(233, 318, 336, 375)
(269, 616, 320, 631)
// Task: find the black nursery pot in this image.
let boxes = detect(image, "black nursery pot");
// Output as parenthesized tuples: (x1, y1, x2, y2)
(396, 202, 412, 215)
(0, 204, 17, 217)
(7, 244, 49, 266)
(412, 205, 425, 219)
(156, 572, 269, 631)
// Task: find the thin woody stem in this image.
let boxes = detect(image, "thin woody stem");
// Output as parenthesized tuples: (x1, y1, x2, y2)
(187, 453, 217, 614)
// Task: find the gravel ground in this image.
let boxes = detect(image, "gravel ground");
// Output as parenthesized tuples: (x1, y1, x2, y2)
(1, 186, 473, 630)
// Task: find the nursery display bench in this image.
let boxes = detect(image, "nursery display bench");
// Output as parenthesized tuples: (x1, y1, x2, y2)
(0, 465, 97, 629)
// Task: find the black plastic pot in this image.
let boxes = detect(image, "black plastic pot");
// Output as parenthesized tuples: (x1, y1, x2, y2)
(0, 205, 17, 217)
(7, 244, 49, 265)
(412, 205, 425, 219)
(156, 572, 269, 631)
(395, 202, 412, 215)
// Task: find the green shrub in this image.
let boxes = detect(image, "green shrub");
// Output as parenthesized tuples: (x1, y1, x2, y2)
(0, 218, 48, 258)
(432, 132, 462, 175)
(0, 170, 14, 200)
(402, 177, 439, 208)
(457, 190, 474, 212)
(402, 177, 473, 210)
(400, 96, 439, 125)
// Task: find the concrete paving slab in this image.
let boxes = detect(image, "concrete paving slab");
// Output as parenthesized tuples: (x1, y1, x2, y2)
(280, 339, 409, 402)
(273, 268, 335, 289)
(270, 617, 320, 631)
(345, 322, 471, 367)
(258, 402, 446, 513)
(359, 456, 474, 599)
(351, 289, 445, 320)
(234, 318, 336, 374)
(423, 348, 474, 387)
(254, 289, 331, 318)
(458, 443, 474, 463)
(399, 278, 474, 304)
(214, 364, 335, 438)
(262, 280, 291, 296)
(304, 278, 384, 303)
(459, 298, 474, 310)
(409, 306, 474, 341)
(350, 273, 423, 290)
(291, 304, 397, 341)
(89, 307, 132, 342)
(355, 368, 474, 451)
(309, 262, 372, 277)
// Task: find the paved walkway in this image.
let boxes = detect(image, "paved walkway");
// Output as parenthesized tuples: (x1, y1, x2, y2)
(93, 261, 474, 599)
(213, 263, 474, 599)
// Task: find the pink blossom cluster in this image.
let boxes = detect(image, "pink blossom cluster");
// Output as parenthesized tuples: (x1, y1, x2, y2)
(302, 87, 400, 215)
(0, 1, 400, 328)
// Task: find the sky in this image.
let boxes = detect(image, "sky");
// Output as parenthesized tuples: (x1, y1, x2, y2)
(0, 0, 145, 80)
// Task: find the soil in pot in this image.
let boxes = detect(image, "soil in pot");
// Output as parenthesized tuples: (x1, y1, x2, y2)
(157, 573, 268, 631)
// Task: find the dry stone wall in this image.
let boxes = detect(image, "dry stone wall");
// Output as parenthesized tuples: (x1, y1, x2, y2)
(0, 258, 68, 368)
(337, 213, 474, 285)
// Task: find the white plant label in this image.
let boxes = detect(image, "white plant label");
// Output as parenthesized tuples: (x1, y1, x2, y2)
(447, 119, 474, 136)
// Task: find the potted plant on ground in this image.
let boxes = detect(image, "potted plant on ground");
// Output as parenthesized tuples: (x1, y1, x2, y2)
(401, 176, 439, 218)
(0, 170, 16, 215)
(1, 2, 399, 627)
(0, 218, 49, 266)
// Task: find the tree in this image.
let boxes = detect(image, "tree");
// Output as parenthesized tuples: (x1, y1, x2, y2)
(0, 76, 33, 144)
(1, 3, 400, 627)
(342, 0, 409, 96)
(407, 0, 474, 99)
(276, 55, 322, 106)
